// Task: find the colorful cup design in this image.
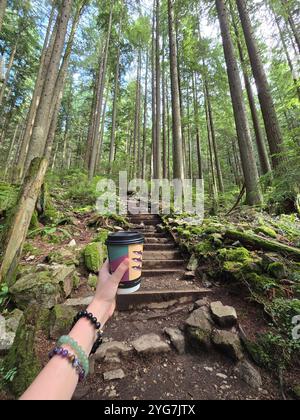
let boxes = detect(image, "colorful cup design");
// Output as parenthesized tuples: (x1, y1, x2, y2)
(106, 231, 145, 295)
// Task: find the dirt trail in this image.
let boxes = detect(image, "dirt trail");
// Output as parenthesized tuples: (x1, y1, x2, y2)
(72, 213, 281, 401)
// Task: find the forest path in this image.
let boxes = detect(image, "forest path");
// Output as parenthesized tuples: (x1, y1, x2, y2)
(72, 211, 281, 401)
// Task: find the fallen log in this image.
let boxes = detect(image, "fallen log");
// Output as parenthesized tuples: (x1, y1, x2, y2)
(225, 229, 300, 260)
(0, 158, 48, 285)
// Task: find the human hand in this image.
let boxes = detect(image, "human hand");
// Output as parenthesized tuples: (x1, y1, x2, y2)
(90, 258, 129, 323)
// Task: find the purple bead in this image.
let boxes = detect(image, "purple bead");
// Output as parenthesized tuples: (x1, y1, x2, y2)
(48, 350, 55, 359)
(62, 349, 68, 358)
(57, 348, 63, 355)
(53, 347, 60, 355)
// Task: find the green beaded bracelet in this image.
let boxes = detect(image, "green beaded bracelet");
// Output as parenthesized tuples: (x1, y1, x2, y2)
(57, 336, 89, 376)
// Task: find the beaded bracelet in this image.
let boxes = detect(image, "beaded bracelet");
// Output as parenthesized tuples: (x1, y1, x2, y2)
(71, 310, 101, 331)
(49, 347, 85, 382)
(57, 336, 89, 376)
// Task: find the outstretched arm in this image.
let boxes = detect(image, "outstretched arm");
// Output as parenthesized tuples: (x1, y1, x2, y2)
(20, 259, 129, 401)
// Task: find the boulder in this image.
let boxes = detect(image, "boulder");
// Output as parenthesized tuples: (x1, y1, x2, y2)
(84, 242, 106, 273)
(164, 327, 185, 354)
(5, 309, 23, 333)
(132, 334, 170, 355)
(94, 341, 132, 361)
(49, 304, 77, 340)
(234, 360, 262, 389)
(103, 369, 125, 381)
(185, 308, 213, 351)
(4, 307, 43, 397)
(194, 298, 209, 309)
(48, 248, 79, 266)
(64, 296, 93, 310)
(187, 254, 198, 271)
(211, 329, 244, 362)
(210, 301, 237, 328)
(10, 264, 76, 310)
(0, 314, 15, 355)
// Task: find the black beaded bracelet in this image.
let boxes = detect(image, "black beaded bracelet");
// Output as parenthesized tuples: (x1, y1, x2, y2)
(72, 310, 101, 330)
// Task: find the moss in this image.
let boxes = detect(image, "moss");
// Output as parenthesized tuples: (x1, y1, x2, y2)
(218, 247, 251, 263)
(186, 326, 211, 352)
(22, 243, 41, 256)
(4, 307, 43, 397)
(255, 225, 277, 239)
(48, 248, 79, 266)
(29, 211, 39, 230)
(88, 274, 98, 289)
(94, 229, 109, 244)
(292, 385, 300, 400)
(194, 240, 214, 255)
(267, 262, 286, 279)
(84, 242, 106, 273)
(73, 272, 80, 289)
(245, 272, 278, 294)
(49, 304, 76, 340)
(223, 261, 244, 274)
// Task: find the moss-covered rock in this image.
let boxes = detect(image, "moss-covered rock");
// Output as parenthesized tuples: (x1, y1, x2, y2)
(218, 247, 251, 263)
(83, 242, 106, 273)
(88, 274, 98, 289)
(292, 385, 300, 400)
(255, 225, 277, 239)
(48, 248, 79, 266)
(72, 272, 81, 289)
(10, 265, 76, 310)
(267, 262, 286, 279)
(29, 211, 39, 230)
(245, 272, 278, 294)
(49, 304, 76, 340)
(4, 306, 44, 398)
(94, 229, 109, 244)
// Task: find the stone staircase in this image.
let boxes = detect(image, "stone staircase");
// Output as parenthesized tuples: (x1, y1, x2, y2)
(116, 213, 210, 310)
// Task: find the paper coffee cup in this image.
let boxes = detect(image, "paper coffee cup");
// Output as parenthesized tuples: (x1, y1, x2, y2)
(106, 231, 145, 295)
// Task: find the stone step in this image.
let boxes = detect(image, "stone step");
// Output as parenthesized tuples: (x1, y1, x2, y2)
(144, 243, 176, 251)
(142, 232, 166, 238)
(143, 259, 185, 269)
(116, 288, 211, 311)
(129, 219, 160, 226)
(145, 237, 172, 244)
(127, 214, 161, 220)
(142, 268, 185, 278)
(143, 250, 182, 260)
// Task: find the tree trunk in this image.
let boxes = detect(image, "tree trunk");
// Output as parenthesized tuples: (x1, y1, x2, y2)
(151, 1, 157, 179)
(24, 0, 72, 173)
(154, 0, 162, 179)
(4, 124, 19, 179)
(0, 158, 48, 286)
(44, 3, 85, 160)
(133, 48, 142, 179)
(0, 43, 17, 107)
(192, 72, 203, 179)
(95, 85, 109, 172)
(162, 45, 168, 179)
(14, 4, 56, 182)
(205, 95, 218, 203)
(236, 0, 284, 169)
(216, 0, 262, 205)
(142, 50, 149, 180)
(109, 20, 122, 170)
(0, 0, 7, 34)
(230, 0, 272, 175)
(168, 0, 184, 180)
(204, 80, 224, 192)
(88, 1, 113, 180)
(281, 0, 300, 53)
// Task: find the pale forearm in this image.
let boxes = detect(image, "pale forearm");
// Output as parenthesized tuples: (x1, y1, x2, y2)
(20, 299, 110, 401)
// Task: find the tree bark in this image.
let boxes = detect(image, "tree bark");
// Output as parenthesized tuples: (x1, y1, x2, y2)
(109, 18, 123, 170)
(24, 0, 72, 173)
(216, 0, 262, 205)
(236, 0, 284, 169)
(0, 0, 7, 34)
(230, 0, 272, 175)
(0, 158, 48, 286)
(168, 0, 184, 180)
(154, 0, 162, 179)
(0, 43, 17, 108)
(192, 72, 203, 179)
(151, 1, 157, 179)
(14, 4, 57, 182)
(95, 85, 109, 172)
(4, 124, 19, 179)
(204, 80, 224, 192)
(142, 50, 149, 179)
(280, 0, 300, 53)
(88, 1, 113, 180)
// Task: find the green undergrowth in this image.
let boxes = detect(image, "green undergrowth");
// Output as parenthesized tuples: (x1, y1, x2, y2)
(163, 209, 300, 375)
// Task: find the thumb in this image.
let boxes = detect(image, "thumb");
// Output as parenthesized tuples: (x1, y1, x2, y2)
(111, 258, 129, 285)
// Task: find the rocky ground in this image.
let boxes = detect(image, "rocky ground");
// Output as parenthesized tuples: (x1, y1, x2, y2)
(0, 202, 299, 400)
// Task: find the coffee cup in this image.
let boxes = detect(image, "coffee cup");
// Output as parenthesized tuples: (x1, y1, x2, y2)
(106, 231, 145, 295)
